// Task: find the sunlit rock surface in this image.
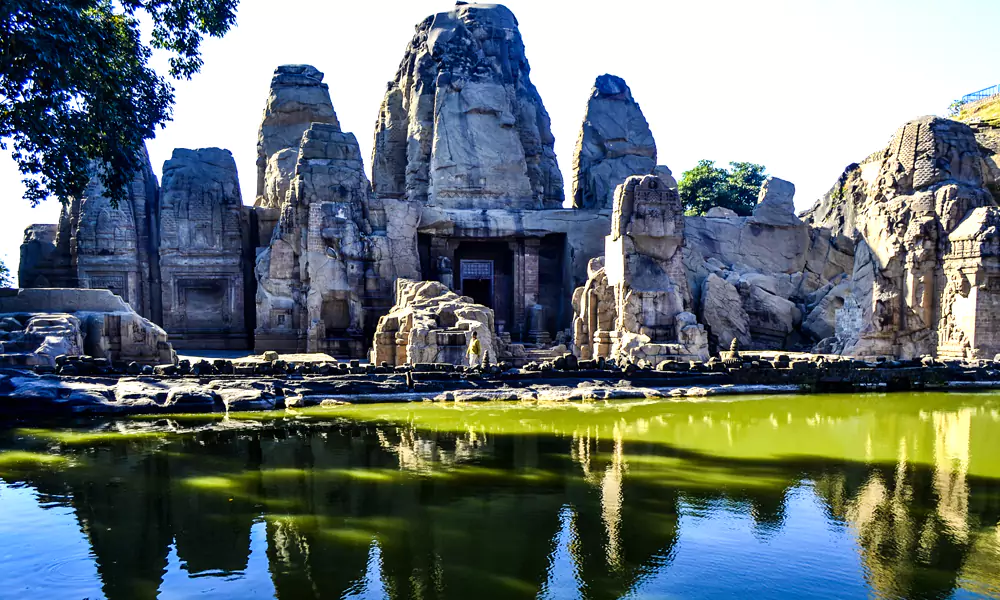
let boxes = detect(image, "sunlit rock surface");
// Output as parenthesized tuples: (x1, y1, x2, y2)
(371, 278, 497, 366)
(803, 116, 1000, 359)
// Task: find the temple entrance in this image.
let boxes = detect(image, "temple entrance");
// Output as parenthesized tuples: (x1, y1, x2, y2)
(460, 260, 494, 308)
(453, 242, 513, 331)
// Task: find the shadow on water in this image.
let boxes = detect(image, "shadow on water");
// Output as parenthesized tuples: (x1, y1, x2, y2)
(0, 391, 999, 600)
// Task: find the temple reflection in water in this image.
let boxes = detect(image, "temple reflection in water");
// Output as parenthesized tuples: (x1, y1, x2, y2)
(2, 393, 1000, 600)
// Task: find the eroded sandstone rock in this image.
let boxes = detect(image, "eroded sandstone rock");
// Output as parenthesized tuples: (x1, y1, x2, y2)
(573, 175, 708, 363)
(371, 3, 563, 208)
(255, 65, 339, 208)
(803, 116, 1000, 358)
(683, 177, 853, 351)
(256, 122, 374, 356)
(572, 74, 657, 210)
(700, 273, 751, 349)
(371, 279, 498, 366)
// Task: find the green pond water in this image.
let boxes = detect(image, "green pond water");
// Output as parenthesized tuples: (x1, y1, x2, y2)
(1, 393, 1000, 600)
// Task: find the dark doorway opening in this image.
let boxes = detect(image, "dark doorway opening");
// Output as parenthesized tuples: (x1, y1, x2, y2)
(462, 278, 493, 308)
(454, 242, 513, 333)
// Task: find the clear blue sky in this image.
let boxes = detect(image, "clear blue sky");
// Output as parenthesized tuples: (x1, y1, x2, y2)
(2, 0, 998, 284)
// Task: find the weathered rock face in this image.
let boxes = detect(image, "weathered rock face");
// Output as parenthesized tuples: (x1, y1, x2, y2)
(803, 116, 1000, 358)
(699, 273, 750, 349)
(371, 3, 563, 209)
(255, 65, 339, 208)
(18, 224, 72, 288)
(571, 74, 657, 210)
(683, 176, 854, 352)
(573, 175, 708, 363)
(256, 122, 379, 356)
(751, 178, 800, 226)
(0, 289, 174, 365)
(159, 148, 248, 349)
(371, 279, 497, 366)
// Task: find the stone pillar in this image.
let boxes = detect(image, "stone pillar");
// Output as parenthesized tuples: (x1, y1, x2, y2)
(511, 240, 525, 340)
(524, 238, 540, 309)
(523, 238, 541, 341)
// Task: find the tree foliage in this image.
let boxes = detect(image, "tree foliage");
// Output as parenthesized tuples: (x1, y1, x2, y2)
(678, 159, 768, 216)
(1, 0, 238, 206)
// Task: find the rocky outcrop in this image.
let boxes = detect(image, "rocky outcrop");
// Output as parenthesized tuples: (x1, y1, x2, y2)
(572, 74, 657, 210)
(699, 273, 750, 349)
(573, 175, 708, 364)
(371, 3, 563, 209)
(371, 279, 497, 367)
(683, 176, 853, 351)
(255, 65, 339, 208)
(803, 116, 1000, 359)
(751, 178, 800, 226)
(0, 289, 174, 365)
(158, 148, 248, 349)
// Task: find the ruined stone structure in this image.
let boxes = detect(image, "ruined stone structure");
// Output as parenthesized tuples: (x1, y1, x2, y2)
(574, 175, 708, 364)
(19, 148, 254, 350)
(371, 279, 497, 367)
(369, 3, 608, 348)
(17, 4, 1000, 363)
(255, 122, 377, 356)
(159, 148, 247, 348)
(254, 64, 339, 210)
(0, 288, 174, 366)
(803, 116, 1000, 359)
(69, 152, 160, 319)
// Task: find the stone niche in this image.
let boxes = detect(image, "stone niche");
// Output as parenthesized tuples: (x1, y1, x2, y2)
(159, 148, 248, 349)
(574, 175, 708, 364)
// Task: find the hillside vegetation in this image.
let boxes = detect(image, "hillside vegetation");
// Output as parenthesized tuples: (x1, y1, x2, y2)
(956, 95, 1000, 126)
